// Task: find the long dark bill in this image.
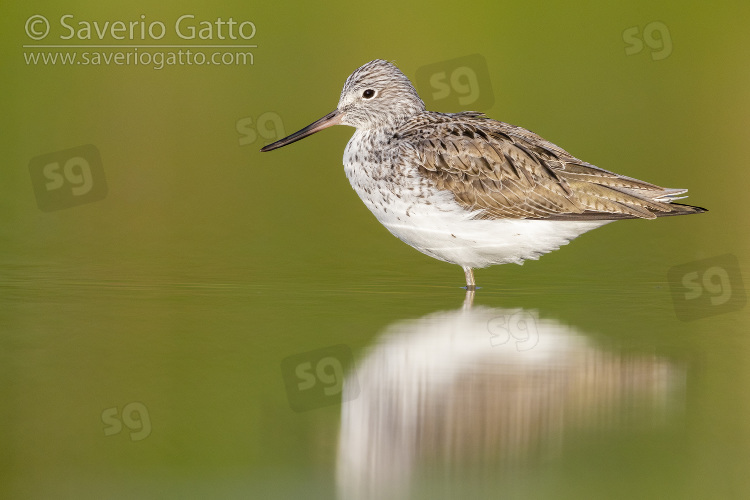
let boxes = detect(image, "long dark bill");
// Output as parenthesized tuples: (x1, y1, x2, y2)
(260, 110, 342, 152)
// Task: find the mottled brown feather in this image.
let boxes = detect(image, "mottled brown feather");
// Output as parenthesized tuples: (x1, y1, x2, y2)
(396, 112, 706, 221)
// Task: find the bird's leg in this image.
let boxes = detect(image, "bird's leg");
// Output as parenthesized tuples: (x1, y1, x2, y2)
(463, 266, 476, 291)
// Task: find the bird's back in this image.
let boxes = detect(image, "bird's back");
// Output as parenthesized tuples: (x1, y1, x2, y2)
(393, 111, 707, 221)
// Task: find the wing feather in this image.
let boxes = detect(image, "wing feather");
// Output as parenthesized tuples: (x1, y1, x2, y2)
(396, 112, 706, 220)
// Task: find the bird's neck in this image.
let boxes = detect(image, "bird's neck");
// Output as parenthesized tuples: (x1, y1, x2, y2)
(361, 111, 420, 136)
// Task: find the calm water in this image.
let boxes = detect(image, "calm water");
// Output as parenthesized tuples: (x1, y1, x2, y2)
(2, 251, 748, 499)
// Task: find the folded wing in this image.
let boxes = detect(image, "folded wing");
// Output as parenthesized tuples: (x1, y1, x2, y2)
(397, 112, 706, 220)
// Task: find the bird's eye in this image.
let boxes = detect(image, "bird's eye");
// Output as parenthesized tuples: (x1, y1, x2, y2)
(362, 89, 376, 99)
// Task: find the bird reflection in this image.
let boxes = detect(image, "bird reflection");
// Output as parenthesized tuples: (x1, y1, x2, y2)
(336, 292, 683, 500)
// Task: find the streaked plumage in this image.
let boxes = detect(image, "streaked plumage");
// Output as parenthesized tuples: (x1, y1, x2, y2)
(261, 59, 706, 289)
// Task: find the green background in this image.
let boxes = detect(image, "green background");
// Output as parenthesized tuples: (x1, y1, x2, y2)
(1, 1, 749, 498)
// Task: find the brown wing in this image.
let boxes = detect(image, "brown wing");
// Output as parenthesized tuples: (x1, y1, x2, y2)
(396, 112, 706, 220)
